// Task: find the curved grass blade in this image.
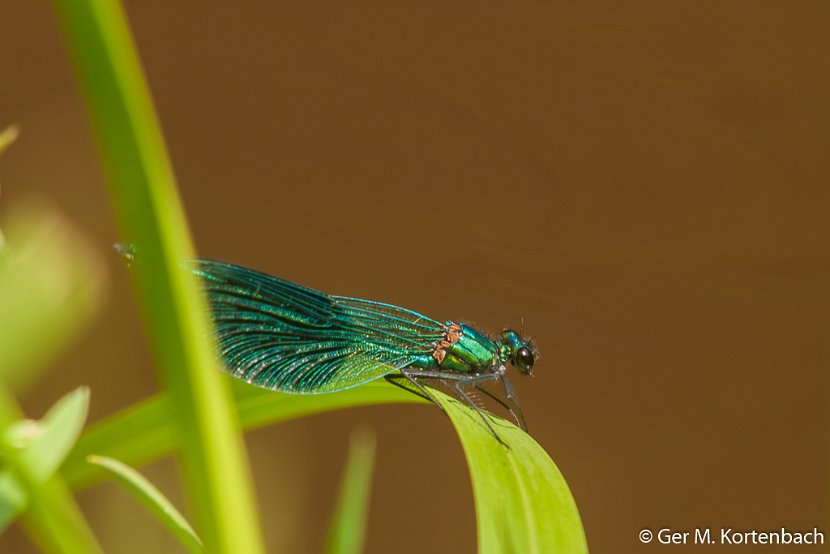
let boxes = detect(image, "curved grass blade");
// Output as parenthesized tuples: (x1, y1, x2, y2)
(53, 0, 265, 551)
(62, 382, 588, 553)
(325, 429, 376, 554)
(435, 390, 588, 554)
(87, 455, 203, 553)
(63, 381, 420, 489)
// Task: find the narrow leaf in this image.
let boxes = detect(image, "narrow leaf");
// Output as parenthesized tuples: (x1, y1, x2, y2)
(64, 381, 419, 489)
(0, 386, 102, 552)
(436, 391, 588, 554)
(4, 387, 90, 482)
(325, 429, 376, 554)
(62, 382, 588, 553)
(88, 455, 203, 553)
(54, 0, 265, 550)
(0, 387, 90, 528)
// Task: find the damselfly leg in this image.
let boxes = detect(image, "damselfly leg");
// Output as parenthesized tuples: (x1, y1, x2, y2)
(387, 368, 527, 446)
(498, 372, 528, 431)
(473, 382, 527, 432)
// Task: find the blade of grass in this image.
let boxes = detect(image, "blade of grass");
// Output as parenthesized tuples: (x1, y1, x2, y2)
(87, 455, 203, 553)
(325, 429, 376, 554)
(64, 381, 420, 489)
(63, 381, 588, 552)
(436, 391, 588, 554)
(52, 1, 264, 551)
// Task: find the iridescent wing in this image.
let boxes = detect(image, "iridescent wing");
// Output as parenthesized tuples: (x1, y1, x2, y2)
(190, 259, 446, 393)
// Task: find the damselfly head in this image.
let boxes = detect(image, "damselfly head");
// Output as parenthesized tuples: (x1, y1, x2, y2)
(500, 329, 536, 375)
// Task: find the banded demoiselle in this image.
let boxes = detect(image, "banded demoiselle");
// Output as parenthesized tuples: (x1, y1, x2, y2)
(191, 259, 537, 443)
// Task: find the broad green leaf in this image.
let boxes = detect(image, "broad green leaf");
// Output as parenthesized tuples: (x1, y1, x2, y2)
(436, 391, 588, 554)
(0, 387, 90, 528)
(0, 207, 105, 387)
(64, 380, 420, 489)
(87, 455, 203, 553)
(325, 429, 376, 554)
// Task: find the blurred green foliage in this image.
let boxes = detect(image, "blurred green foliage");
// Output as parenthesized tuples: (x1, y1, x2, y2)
(0, 207, 104, 388)
(0, 204, 104, 553)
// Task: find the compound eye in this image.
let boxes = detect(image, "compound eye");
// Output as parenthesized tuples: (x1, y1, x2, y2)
(515, 347, 534, 374)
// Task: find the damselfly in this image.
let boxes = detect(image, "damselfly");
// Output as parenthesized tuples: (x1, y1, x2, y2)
(191, 259, 537, 443)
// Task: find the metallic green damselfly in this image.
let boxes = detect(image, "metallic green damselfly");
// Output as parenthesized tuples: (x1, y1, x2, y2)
(191, 259, 537, 443)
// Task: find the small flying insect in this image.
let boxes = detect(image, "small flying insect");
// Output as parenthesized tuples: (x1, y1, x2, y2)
(113, 243, 138, 267)
(191, 259, 537, 443)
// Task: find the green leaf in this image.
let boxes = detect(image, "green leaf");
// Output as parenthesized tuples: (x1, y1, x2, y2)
(0, 387, 90, 527)
(0, 207, 105, 387)
(0, 102, 103, 554)
(5, 387, 90, 482)
(0, 203, 104, 550)
(325, 429, 376, 554)
(0, 387, 101, 552)
(64, 380, 419, 490)
(436, 391, 588, 554)
(87, 455, 203, 553)
(54, 0, 265, 551)
(62, 381, 587, 553)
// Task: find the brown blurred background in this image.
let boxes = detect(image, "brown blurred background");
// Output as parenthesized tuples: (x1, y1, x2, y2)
(1, 2, 828, 553)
